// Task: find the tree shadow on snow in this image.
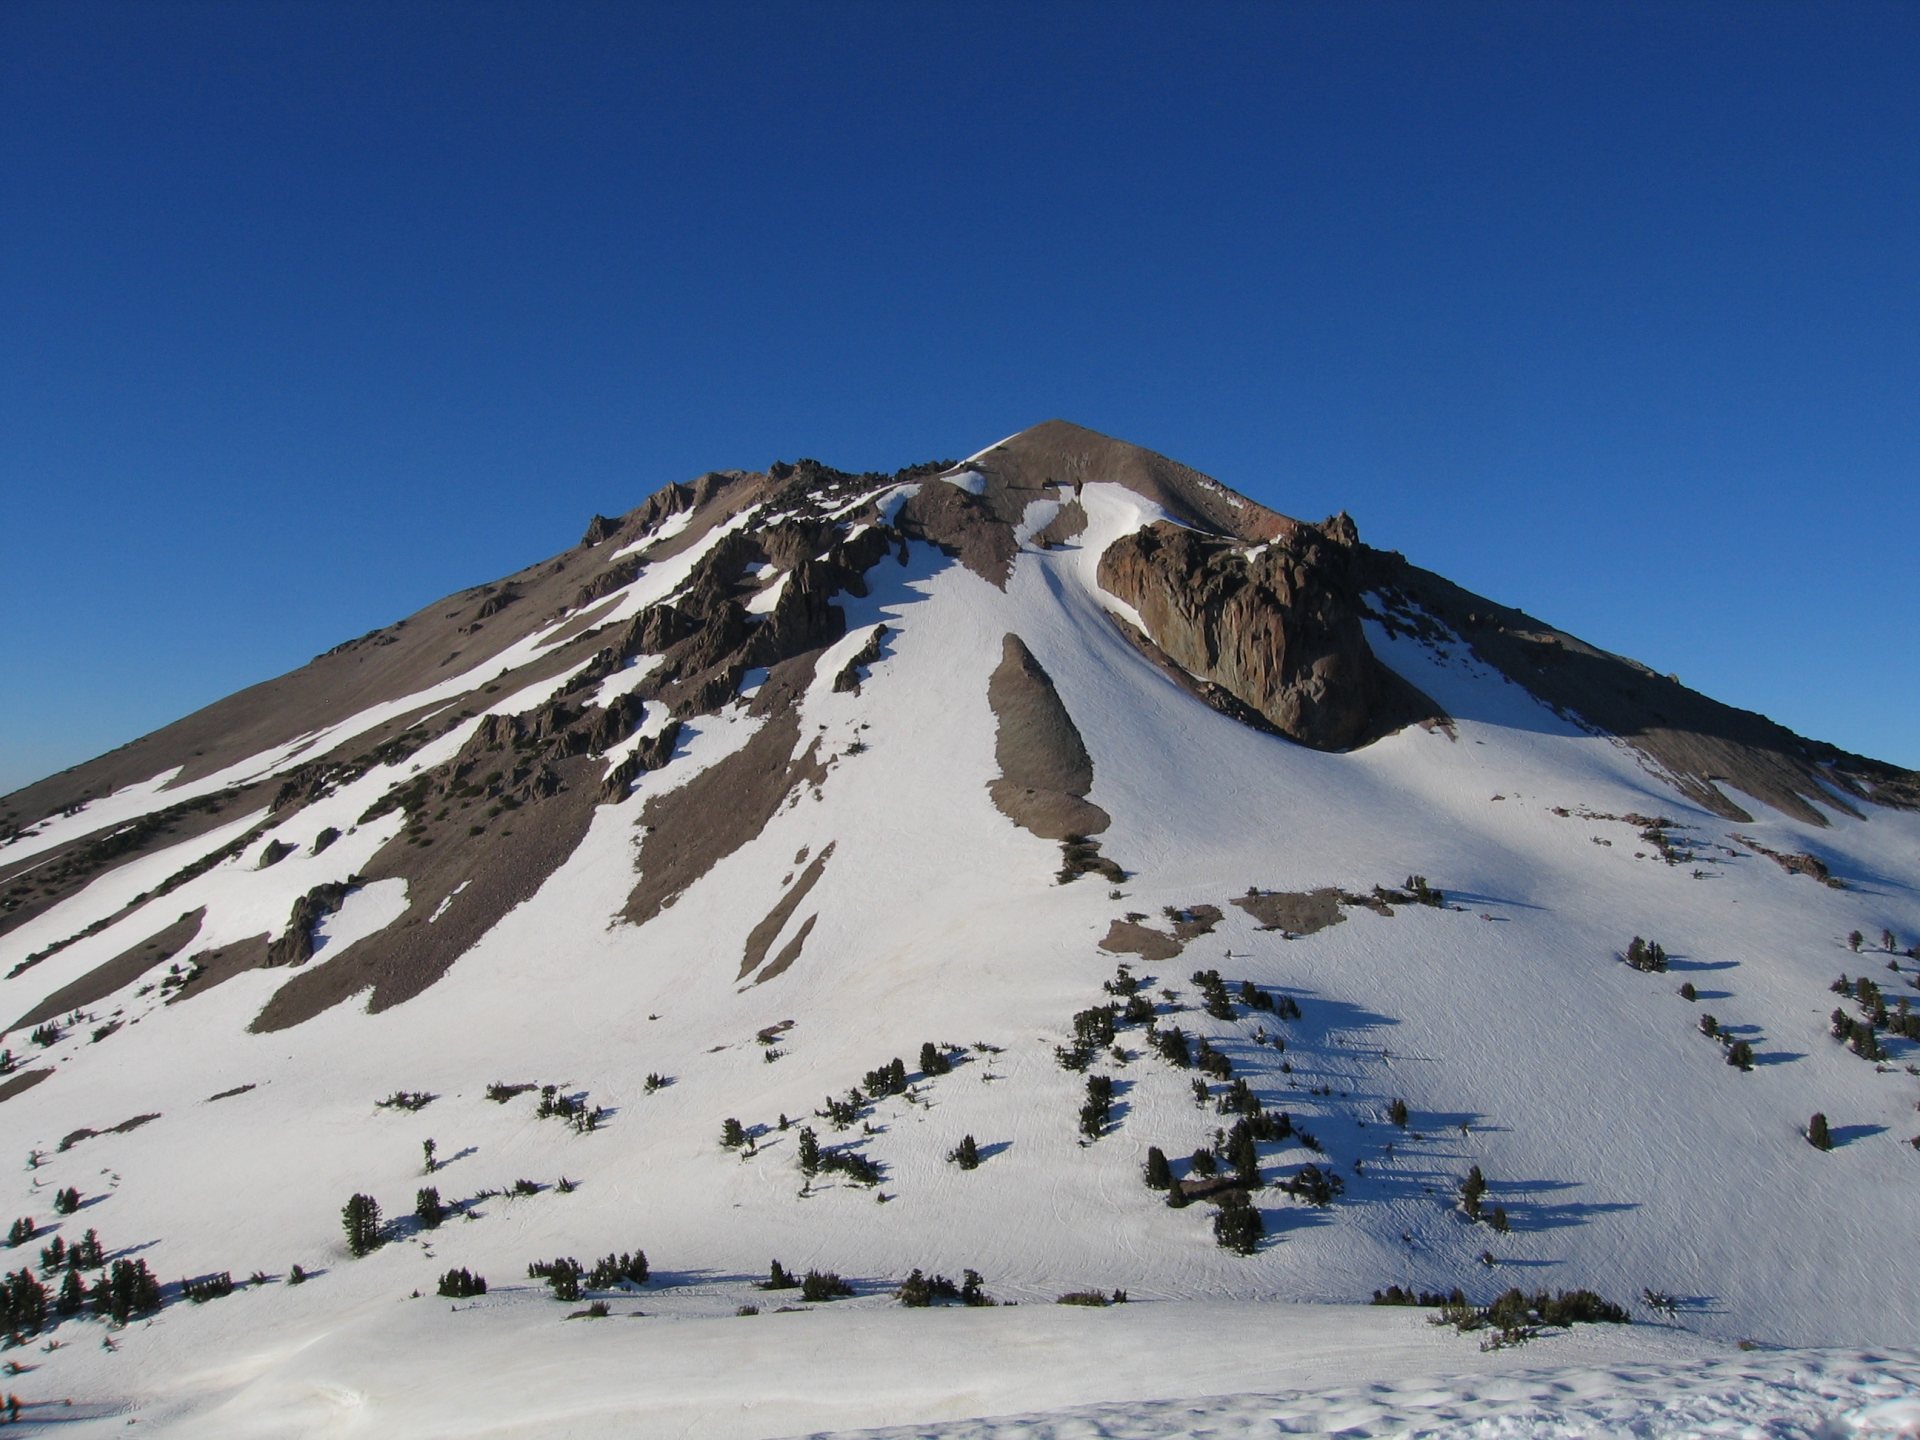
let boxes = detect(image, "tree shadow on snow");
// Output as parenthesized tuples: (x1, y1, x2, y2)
(1827, 1123, 1888, 1148)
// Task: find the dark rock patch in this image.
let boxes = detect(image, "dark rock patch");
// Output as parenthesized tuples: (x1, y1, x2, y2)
(1733, 836, 1845, 888)
(267, 883, 357, 968)
(59, 1112, 159, 1153)
(757, 913, 817, 986)
(1099, 919, 1182, 962)
(1030, 499, 1089, 548)
(740, 843, 835, 981)
(168, 933, 271, 1004)
(896, 484, 1019, 589)
(624, 673, 829, 931)
(832, 625, 889, 695)
(1232, 888, 1346, 935)
(8, 908, 205, 1036)
(252, 750, 604, 1032)
(206, 1083, 256, 1102)
(985, 635, 1111, 841)
(0, 1069, 52, 1105)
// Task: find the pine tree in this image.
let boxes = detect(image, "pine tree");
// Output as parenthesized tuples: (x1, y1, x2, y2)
(52, 1187, 79, 1217)
(1460, 1166, 1487, 1222)
(341, 1193, 382, 1257)
(947, 1134, 980, 1170)
(1387, 1098, 1409, 1128)
(919, 1042, 951, 1076)
(55, 1267, 85, 1317)
(1144, 1146, 1172, 1191)
(1849, 931, 1864, 953)
(1726, 1039, 1754, 1071)
(415, 1187, 444, 1229)
(1227, 1122, 1260, 1188)
(1808, 1113, 1833, 1150)
(721, 1117, 747, 1149)
(797, 1124, 820, 1175)
(1212, 1192, 1263, 1254)
(1489, 1205, 1509, 1234)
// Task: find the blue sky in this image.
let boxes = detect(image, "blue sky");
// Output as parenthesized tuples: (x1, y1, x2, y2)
(2, 1, 1915, 795)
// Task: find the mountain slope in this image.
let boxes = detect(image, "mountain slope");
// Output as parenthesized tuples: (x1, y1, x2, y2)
(1, 422, 1916, 1429)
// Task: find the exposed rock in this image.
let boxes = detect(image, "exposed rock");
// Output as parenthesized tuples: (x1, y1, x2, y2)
(757, 914, 817, 985)
(1232, 888, 1346, 935)
(1030, 499, 1089, 548)
(9, 907, 205, 1035)
(624, 655, 830, 930)
(985, 635, 1110, 841)
(1098, 919, 1182, 962)
(267, 882, 356, 967)
(580, 514, 621, 546)
(1098, 520, 1430, 751)
(833, 625, 888, 694)
(739, 843, 835, 981)
(600, 720, 684, 802)
(896, 483, 1019, 589)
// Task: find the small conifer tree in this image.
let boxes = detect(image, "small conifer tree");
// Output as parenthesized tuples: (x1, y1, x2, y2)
(1460, 1166, 1487, 1222)
(721, 1117, 747, 1149)
(1144, 1146, 1172, 1191)
(1808, 1112, 1833, 1150)
(797, 1125, 820, 1175)
(415, 1187, 444, 1229)
(947, 1134, 981, 1170)
(342, 1193, 382, 1257)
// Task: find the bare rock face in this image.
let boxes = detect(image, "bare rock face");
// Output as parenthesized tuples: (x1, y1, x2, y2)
(1097, 517, 1412, 751)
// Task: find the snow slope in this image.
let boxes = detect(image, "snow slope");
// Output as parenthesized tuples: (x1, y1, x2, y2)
(0, 434, 1915, 1434)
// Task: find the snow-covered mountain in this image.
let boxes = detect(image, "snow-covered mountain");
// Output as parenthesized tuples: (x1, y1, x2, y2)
(3, 421, 1916, 1435)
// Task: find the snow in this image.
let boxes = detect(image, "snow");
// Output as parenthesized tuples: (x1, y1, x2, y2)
(589, 652, 663, 709)
(746, 572, 790, 615)
(309, 878, 410, 957)
(941, 468, 989, 495)
(2, 458, 1917, 1435)
(611, 502, 698, 560)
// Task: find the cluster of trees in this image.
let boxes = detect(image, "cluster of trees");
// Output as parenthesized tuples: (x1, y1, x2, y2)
(7, 1255, 164, 1331)
(180, 1271, 234, 1304)
(895, 1268, 991, 1307)
(1079, 1074, 1115, 1139)
(437, 1267, 486, 1298)
(1624, 937, 1669, 973)
(537, 1085, 606, 1134)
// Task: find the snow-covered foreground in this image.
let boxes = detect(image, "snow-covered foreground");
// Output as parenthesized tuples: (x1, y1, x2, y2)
(39, 1297, 1920, 1439)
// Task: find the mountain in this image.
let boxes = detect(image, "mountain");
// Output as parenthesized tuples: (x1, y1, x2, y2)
(2, 420, 1916, 1434)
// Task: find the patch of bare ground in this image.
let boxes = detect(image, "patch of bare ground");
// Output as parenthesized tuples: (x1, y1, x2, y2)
(984, 635, 1110, 842)
(252, 752, 604, 1032)
(757, 914, 817, 985)
(0, 1069, 52, 1105)
(168, 934, 270, 1004)
(1098, 904, 1226, 960)
(625, 655, 829, 931)
(1098, 920, 1183, 962)
(8, 908, 205, 1036)
(740, 844, 835, 981)
(1232, 888, 1347, 935)
(895, 484, 1019, 589)
(205, 1084, 255, 1103)
(60, 1112, 159, 1152)
(1734, 835, 1845, 888)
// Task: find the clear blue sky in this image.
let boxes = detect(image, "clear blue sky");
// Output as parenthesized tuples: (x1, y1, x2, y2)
(3, 1, 1916, 796)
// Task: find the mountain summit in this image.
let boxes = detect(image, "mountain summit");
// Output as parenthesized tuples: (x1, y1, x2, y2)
(1, 423, 1916, 1422)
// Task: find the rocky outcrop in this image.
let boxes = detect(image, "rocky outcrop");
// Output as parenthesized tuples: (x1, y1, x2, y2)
(985, 635, 1110, 840)
(1098, 518, 1425, 752)
(266, 882, 356, 968)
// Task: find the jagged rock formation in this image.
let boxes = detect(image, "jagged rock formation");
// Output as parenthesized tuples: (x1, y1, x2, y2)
(1098, 517, 1429, 751)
